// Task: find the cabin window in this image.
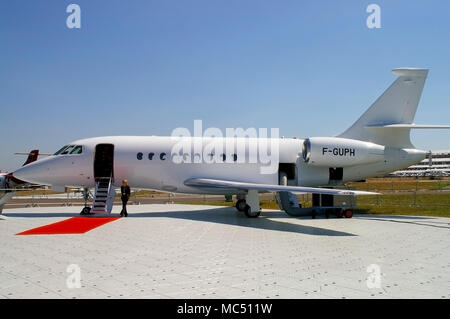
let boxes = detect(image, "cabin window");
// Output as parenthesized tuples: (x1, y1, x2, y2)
(137, 152, 143, 160)
(148, 152, 154, 160)
(232, 153, 237, 162)
(160, 153, 166, 160)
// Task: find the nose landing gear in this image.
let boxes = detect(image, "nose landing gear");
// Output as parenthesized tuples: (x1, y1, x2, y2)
(79, 187, 93, 215)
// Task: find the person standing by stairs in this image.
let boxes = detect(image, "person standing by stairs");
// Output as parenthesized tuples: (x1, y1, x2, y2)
(120, 179, 130, 217)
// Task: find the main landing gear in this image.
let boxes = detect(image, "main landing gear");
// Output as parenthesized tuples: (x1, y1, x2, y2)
(235, 190, 261, 218)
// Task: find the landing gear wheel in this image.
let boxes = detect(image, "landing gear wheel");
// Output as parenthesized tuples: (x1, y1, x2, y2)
(236, 199, 247, 212)
(80, 206, 91, 215)
(244, 205, 261, 218)
(344, 209, 353, 218)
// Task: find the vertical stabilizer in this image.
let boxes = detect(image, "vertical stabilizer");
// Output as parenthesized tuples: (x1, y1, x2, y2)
(338, 68, 428, 148)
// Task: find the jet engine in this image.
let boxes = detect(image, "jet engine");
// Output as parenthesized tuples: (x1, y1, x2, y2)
(302, 137, 385, 167)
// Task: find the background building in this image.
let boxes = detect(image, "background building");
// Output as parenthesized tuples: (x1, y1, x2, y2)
(391, 150, 450, 177)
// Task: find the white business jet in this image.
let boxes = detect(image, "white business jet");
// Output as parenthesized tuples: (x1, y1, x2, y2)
(11, 68, 450, 217)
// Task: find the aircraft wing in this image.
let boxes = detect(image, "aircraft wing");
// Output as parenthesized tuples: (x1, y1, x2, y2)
(184, 178, 378, 195)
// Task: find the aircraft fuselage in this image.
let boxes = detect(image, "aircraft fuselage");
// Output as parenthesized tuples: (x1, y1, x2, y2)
(12, 136, 426, 194)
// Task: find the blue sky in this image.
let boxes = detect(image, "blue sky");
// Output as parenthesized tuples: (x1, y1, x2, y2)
(1, 0, 450, 171)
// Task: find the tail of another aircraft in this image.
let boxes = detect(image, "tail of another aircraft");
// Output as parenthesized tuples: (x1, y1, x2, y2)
(338, 68, 429, 148)
(23, 150, 39, 166)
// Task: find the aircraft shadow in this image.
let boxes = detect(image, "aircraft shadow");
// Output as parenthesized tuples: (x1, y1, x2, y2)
(128, 207, 356, 237)
(354, 214, 434, 220)
(3, 212, 81, 218)
(3, 207, 356, 236)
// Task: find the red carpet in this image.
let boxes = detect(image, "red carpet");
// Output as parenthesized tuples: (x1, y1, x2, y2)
(17, 217, 120, 235)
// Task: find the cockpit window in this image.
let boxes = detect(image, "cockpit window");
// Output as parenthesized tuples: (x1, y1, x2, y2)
(54, 145, 69, 155)
(54, 145, 83, 155)
(61, 145, 76, 155)
(70, 145, 83, 154)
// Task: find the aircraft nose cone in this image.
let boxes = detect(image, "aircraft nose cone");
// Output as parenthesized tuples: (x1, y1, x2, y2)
(13, 162, 50, 185)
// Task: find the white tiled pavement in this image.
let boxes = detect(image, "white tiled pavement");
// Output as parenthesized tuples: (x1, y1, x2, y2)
(0, 204, 449, 299)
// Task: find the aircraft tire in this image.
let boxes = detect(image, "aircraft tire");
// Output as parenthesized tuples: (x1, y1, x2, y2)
(244, 205, 260, 218)
(236, 199, 247, 212)
(80, 206, 91, 215)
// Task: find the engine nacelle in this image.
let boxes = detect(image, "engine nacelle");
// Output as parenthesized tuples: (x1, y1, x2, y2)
(302, 137, 385, 167)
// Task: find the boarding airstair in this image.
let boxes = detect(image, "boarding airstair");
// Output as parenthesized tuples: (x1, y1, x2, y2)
(91, 177, 115, 214)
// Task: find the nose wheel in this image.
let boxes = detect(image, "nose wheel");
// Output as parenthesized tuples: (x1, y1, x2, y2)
(79, 187, 93, 215)
(80, 206, 91, 215)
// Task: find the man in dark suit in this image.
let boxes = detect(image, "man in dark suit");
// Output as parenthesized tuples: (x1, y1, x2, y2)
(120, 179, 131, 217)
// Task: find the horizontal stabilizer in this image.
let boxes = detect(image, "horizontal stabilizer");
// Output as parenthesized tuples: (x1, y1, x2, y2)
(366, 124, 450, 129)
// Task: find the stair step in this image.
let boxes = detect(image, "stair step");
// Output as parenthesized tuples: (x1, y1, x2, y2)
(92, 177, 112, 214)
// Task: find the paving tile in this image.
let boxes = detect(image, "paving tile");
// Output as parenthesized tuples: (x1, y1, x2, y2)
(1, 205, 449, 298)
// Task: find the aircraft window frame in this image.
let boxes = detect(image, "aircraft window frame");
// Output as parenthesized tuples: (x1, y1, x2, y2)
(137, 152, 143, 160)
(54, 145, 69, 155)
(69, 145, 83, 155)
(61, 145, 76, 155)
